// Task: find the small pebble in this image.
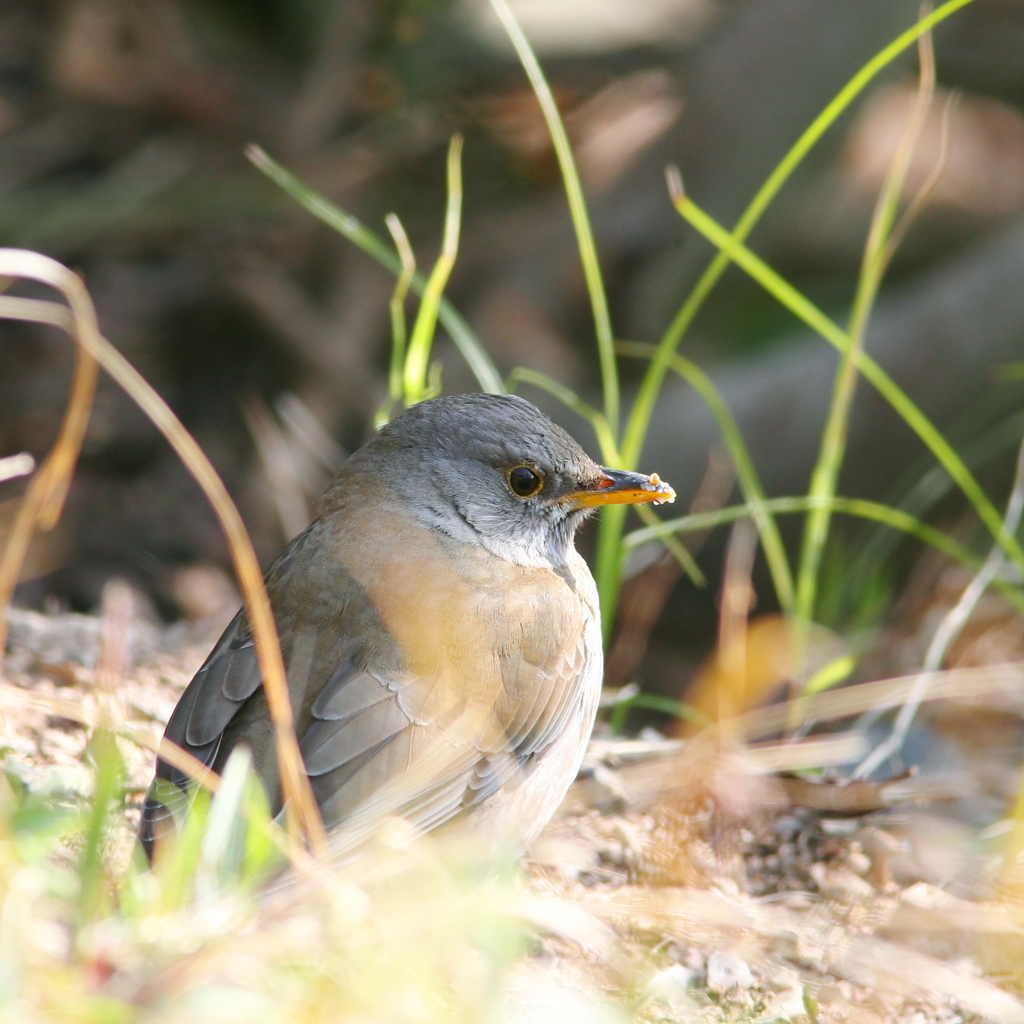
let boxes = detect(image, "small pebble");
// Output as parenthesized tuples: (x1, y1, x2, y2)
(705, 950, 755, 994)
(645, 964, 700, 1011)
(774, 814, 804, 841)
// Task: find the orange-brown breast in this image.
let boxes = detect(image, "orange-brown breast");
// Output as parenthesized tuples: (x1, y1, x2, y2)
(330, 500, 596, 755)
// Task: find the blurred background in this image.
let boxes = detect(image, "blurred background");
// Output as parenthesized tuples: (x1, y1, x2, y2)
(3, 0, 1024, 703)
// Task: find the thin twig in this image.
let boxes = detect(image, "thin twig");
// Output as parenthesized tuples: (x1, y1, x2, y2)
(716, 520, 759, 734)
(0, 252, 326, 860)
(0, 299, 97, 664)
(853, 433, 1024, 780)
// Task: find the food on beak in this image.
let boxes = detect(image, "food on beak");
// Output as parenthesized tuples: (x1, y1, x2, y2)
(568, 467, 676, 509)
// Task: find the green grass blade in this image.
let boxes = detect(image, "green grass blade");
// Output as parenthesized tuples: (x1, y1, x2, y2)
(626, 492, 968, 556)
(622, 0, 977, 475)
(404, 134, 464, 405)
(671, 190, 1024, 578)
(794, 45, 935, 628)
(595, 504, 628, 639)
(804, 654, 857, 696)
(608, 692, 708, 735)
(851, 410, 1024, 595)
(623, 493, 1024, 615)
(605, 0, 977, 636)
(380, 212, 416, 423)
(619, 341, 794, 613)
(75, 730, 124, 929)
(487, 0, 619, 435)
(196, 745, 253, 897)
(634, 502, 706, 586)
(246, 145, 503, 395)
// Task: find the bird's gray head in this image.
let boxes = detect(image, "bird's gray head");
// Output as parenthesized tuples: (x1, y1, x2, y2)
(357, 394, 674, 568)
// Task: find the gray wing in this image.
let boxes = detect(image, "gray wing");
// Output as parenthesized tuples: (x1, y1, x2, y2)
(302, 617, 597, 846)
(140, 528, 318, 857)
(138, 613, 260, 856)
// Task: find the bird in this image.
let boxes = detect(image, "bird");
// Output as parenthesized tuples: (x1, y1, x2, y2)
(140, 393, 674, 862)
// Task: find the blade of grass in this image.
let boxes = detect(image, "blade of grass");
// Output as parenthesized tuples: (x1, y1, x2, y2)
(596, 505, 630, 636)
(0, 253, 326, 861)
(795, 27, 937, 630)
(404, 134, 464, 405)
(246, 144, 503, 396)
(623, 494, 962, 558)
(632, 503, 704, 586)
(668, 186, 1024, 577)
(487, 0, 618, 435)
(0, 299, 97, 663)
(608, 692, 708, 735)
(620, 492, 1024, 608)
(854, 431, 1024, 780)
(76, 728, 124, 929)
(622, 0, 977, 479)
(804, 654, 857, 696)
(850, 409, 1024, 614)
(619, 341, 794, 613)
(194, 746, 276, 898)
(882, 89, 956, 271)
(380, 212, 416, 424)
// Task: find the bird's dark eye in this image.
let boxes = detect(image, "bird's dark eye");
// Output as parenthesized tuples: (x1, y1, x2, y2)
(507, 465, 544, 498)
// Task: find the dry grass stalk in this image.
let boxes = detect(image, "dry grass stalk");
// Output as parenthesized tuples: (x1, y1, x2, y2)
(0, 249, 325, 860)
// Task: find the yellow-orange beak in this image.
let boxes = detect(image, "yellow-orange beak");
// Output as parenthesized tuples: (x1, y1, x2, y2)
(565, 467, 676, 509)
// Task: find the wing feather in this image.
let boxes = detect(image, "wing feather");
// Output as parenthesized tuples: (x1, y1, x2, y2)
(183, 634, 259, 748)
(302, 692, 411, 774)
(311, 657, 392, 719)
